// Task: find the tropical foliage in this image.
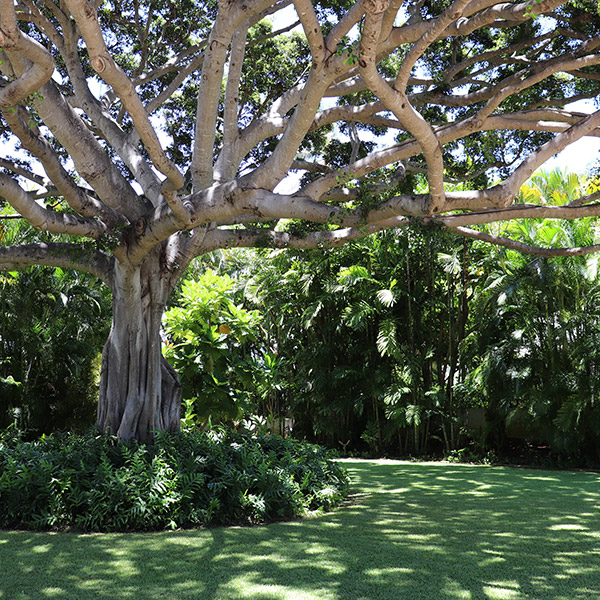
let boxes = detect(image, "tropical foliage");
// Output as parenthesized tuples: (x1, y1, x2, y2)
(463, 172, 600, 463)
(163, 270, 262, 426)
(244, 223, 483, 455)
(0, 427, 348, 531)
(0, 218, 111, 434)
(174, 169, 600, 465)
(3, 169, 600, 467)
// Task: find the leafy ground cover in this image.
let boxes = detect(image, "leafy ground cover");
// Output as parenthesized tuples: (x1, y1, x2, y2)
(0, 429, 347, 531)
(1, 459, 599, 599)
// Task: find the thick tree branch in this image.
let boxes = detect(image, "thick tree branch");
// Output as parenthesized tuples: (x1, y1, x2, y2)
(451, 226, 600, 257)
(192, 10, 238, 190)
(200, 221, 406, 253)
(395, 0, 472, 89)
(62, 37, 165, 207)
(435, 203, 600, 228)
(63, 0, 185, 194)
(473, 54, 600, 123)
(2, 106, 125, 227)
(191, 0, 276, 190)
(293, 0, 325, 64)
(0, 0, 54, 109)
(447, 0, 567, 37)
(246, 67, 333, 190)
(214, 23, 249, 183)
(0, 158, 47, 186)
(19, 0, 66, 51)
(483, 110, 600, 207)
(357, 0, 472, 213)
(32, 81, 146, 222)
(325, 0, 366, 54)
(0, 243, 115, 287)
(568, 191, 600, 208)
(0, 174, 109, 239)
(380, 0, 405, 39)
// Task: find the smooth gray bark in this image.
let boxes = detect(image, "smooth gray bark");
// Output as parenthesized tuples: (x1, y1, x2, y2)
(97, 256, 181, 442)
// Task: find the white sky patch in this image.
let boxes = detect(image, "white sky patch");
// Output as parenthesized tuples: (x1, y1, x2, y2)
(273, 170, 303, 194)
(543, 99, 600, 174)
(269, 4, 301, 33)
(544, 136, 600, 174)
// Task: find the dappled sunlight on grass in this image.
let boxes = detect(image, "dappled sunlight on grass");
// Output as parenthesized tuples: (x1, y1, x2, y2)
(1, 460, 599, 599)
(482, 582, 521, 599)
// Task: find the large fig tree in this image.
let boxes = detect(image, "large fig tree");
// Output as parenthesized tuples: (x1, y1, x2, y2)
(1, 0, 600, 440)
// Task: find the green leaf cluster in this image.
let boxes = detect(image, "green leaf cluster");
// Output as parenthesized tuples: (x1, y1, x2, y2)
(0, 427, 348, 532)
(0, 266, 110, 433)
(163, 270, 263, 425)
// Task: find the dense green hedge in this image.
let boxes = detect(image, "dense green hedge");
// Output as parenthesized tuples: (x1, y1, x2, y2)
(0, 428, 348, 532)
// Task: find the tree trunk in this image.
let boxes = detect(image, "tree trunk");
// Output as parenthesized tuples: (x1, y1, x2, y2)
(96, 257, 181, 442)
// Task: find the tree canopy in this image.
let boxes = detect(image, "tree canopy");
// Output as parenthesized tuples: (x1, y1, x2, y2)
(2, 0, 600, 439)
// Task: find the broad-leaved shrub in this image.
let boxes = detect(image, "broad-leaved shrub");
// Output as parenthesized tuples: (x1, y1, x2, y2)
(0, 427, 348, 532)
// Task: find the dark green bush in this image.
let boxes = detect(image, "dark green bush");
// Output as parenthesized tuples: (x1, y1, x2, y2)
(0, 427, 348, 532)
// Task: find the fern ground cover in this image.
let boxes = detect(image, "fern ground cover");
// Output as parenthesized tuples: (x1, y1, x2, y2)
(0, 429, 347, 531)
(1, 459, 599, 600)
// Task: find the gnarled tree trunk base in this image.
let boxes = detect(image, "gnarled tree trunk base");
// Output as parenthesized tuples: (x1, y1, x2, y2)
(96, 259, 182, 442)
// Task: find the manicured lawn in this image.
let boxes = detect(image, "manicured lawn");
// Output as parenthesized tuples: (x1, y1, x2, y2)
(1, 459, 599, 599)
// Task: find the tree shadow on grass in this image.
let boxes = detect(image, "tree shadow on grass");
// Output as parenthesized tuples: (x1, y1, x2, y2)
(1, 460, 599, 599)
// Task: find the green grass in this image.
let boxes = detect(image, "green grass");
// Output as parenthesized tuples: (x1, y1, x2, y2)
(1, 459, 599, 599)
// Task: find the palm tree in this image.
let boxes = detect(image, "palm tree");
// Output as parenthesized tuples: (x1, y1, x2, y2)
(463, 169, 600, 462)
